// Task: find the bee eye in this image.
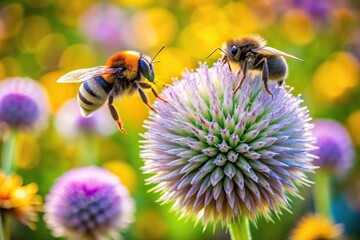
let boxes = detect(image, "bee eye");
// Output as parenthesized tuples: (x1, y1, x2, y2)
(139, 57, 155, 82)
(230, 46, 238, 56)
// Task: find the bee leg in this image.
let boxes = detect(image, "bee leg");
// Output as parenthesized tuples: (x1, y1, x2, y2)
(138, 82, 169, 103)
(221, 56, 231, 70)
(262, 59, 274, 99)
(135, 84, 157, 112)
(108, 94, 127, 134)
(233, 59, 250, 96)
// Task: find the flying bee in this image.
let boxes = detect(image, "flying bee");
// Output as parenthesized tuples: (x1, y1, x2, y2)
(57, 46, 167, 134)
(208, 35, 303, 97)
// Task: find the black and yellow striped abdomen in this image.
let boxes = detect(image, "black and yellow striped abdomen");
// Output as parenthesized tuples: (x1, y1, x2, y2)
(77, 76, 113, 116)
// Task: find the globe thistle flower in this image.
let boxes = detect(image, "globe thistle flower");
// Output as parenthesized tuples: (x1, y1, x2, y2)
(54, 98, 116, 140)
(289, 214, 343, 240)
(312, 119, 354, 175)
(0, 171, 42, 229)
(44, 166, 135, 240)
(141, 62, 316, 227)
(0, 77, 49, 132)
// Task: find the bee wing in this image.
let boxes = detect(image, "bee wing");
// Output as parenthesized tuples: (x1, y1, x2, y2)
(254, 46, 304, 62)
(57, 66, 117, 83)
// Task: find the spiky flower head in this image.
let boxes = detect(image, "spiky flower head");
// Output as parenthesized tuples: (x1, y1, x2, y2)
(141, 63, 316, 227)
(312, 119, 354, 175)
(0, 77, 49, 131)
(54, 98, 116, 139)
(289, 214, 343, 240)
(44, 166, 135, 240)
(0, 171, 42, 229)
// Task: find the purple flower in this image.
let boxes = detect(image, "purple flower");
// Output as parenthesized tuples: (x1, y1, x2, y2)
(79, 3, 129, 51)
(312, 119, 354, 174)
(54, 98, 116, 139)
(141, 63, 316, 226)
(44, 166, 135, 240)
(290, 0, 332, 22)
(0, 77, 49, 131)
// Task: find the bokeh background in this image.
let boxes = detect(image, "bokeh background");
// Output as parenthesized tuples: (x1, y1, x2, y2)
(0, 0, 359, 239)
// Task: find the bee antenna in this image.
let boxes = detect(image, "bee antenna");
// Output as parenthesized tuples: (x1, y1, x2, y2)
(152, 60, 161, 63)
(206, 48, 227, 59)
(151, 45, 165, 64)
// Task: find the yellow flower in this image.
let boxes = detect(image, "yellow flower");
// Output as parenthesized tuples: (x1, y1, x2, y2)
(290, 214, 343, 240)
(0, 171, 42, 229)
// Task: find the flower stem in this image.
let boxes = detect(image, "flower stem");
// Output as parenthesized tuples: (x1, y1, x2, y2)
(0, 212, 10, 240)
(78, 136, 98, 166)
(1, 130, 17, 175)
(229, 215, 252, 240)
(314, 170, 331, 219)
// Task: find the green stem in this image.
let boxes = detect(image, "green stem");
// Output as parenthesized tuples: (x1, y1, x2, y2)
(0, 212, 10, 240)
(229, 215, 252, 240)
(0, 212, 4, 240)
(1, 130, 17, 175)
(78, 136, 98, 166)
(313, 170, 331, 219)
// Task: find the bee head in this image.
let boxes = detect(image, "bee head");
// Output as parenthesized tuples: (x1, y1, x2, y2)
(139, 57, 155, 82)
(230, 45, 241, 61)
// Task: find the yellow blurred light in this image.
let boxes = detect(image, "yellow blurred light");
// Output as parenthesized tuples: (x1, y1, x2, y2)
(40, 71, 78, 113)
(280, 9, 315, 45)
(223, 2, 259, 35)
(179, 24, 224, 59)
(347, 110, 360, 146)
(133, 208, 168, 240)
(15, 133, 40, 170)
(112, 0, 153, 8)
(179, 0, 222, 8)
(155, 47, 195, 82)
(103, 160, 137, 193)
(331, 8, 358, 39)
(56, 0, 92, 26)
(36, 33, 68, 71)
(20, 16, 52, 52)
(313, 51, 359, 101)
(180, 3, 258, 60)
(0, 57, 22, 76)
(130, 8, 178, 50)
(59, 44, 97, 71)
(244, 0, 276, 27)
(0, 61, 6, 79)
(0, 3, 24, 39)
(331, 52, 359, 88)
(114, 93, 150, 130)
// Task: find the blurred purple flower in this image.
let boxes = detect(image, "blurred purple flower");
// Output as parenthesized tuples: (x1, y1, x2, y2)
(290, 0, 332, 21)
(0, 77, 49, 131)
(44, 166, 135, 240)
(54, 98, 116, 139)
(141, 63, 316, 226)
(312, 119, 354, 174)
(79, 3, 129, 50)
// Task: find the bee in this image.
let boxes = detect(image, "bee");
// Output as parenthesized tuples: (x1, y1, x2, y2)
(57, 46, 167, 134)
(208, 35, 303, 97)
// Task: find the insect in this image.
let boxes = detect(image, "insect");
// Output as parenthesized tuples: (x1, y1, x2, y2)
(208, 35, 303, 97)
(57, 46, 167, 134)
